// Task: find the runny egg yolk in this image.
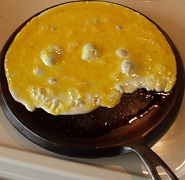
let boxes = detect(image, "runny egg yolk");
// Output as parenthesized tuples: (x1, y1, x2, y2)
(4, 1, 177, 115)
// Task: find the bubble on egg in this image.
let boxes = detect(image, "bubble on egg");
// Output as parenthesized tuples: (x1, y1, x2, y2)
(116, 25, 122, 30)
(121, 59, 138, 76)
(82, 43, 101, 61)
(40, 44, 63, 66)
(116, 48, 129, 58)
(115, 84, 124, 93)
(48, 77, 58, 85)
(33, 67, 45, 76)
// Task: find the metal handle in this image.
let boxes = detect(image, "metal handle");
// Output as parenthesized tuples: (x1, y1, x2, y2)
(124, 141, 178, 180)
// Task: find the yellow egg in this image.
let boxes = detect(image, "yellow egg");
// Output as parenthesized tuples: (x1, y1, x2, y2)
(4, 1, 177, 115)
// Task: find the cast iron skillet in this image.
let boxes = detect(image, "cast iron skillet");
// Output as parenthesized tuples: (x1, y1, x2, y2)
(0, 1, 184, 179)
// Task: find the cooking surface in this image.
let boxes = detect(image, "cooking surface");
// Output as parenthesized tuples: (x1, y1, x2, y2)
(0, 0, 185, 179)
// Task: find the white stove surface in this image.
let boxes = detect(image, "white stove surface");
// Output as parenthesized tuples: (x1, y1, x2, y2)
(0, 0, 185, 179)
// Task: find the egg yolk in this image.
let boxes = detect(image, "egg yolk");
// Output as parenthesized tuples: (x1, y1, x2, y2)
(4, 1, 177, 115)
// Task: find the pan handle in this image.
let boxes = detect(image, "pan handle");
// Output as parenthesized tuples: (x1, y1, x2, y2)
(124, 141, 178, 180)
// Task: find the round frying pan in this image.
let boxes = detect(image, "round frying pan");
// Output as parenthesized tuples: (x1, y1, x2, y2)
(0, 1, 184, 180)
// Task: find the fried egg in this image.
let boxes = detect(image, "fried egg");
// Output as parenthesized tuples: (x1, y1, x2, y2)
(4, 1, 177, 115)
